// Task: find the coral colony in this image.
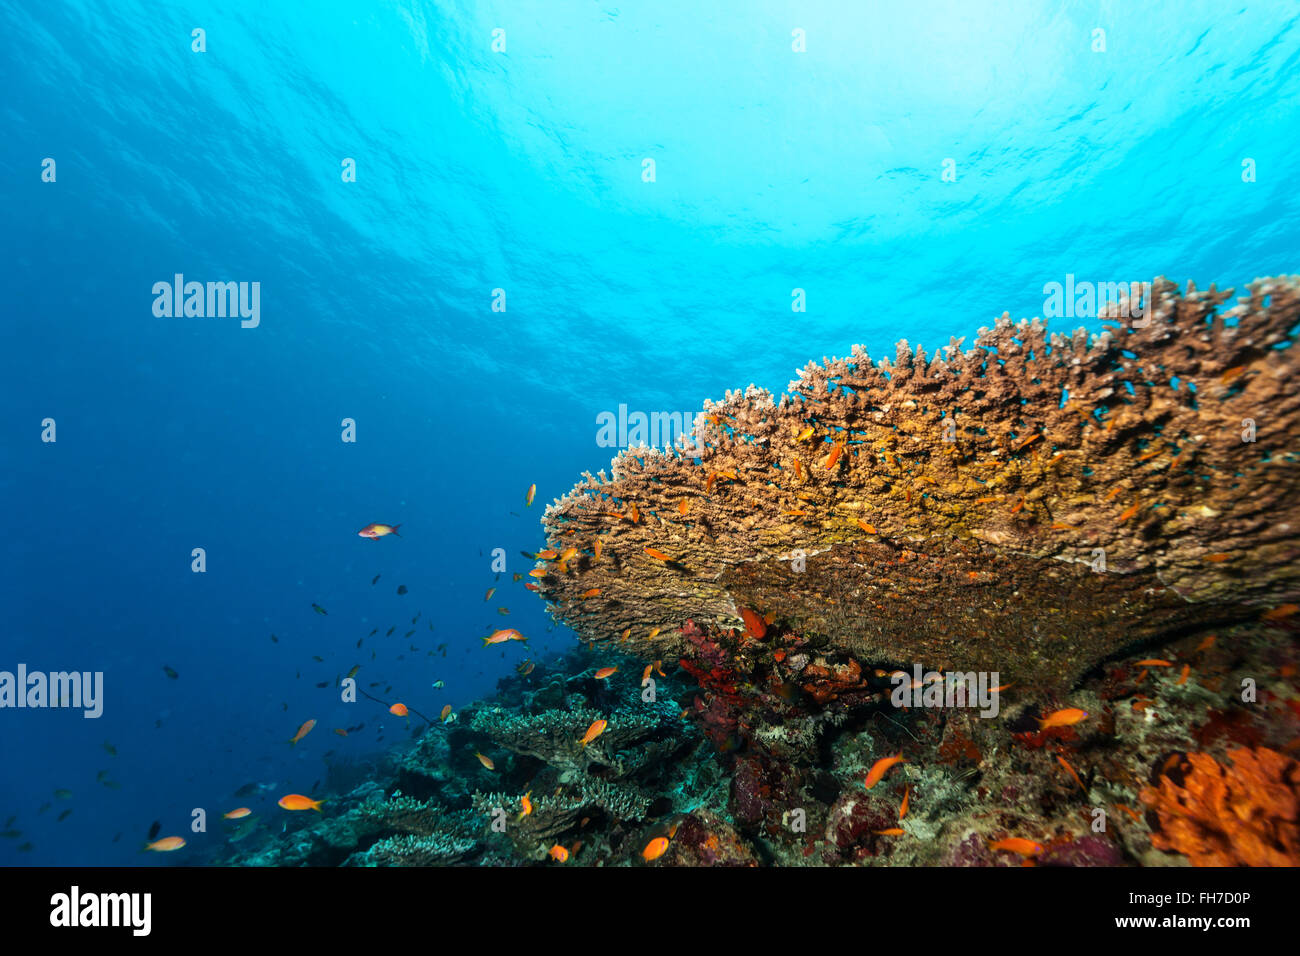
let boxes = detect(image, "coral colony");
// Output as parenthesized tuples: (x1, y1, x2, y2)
(230, 277, 1299, 866)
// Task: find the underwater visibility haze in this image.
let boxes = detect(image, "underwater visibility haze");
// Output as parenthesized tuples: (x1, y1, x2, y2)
(3, 0, 1300, 871)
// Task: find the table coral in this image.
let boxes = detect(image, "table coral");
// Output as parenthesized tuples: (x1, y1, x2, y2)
(538, 276, 1300, 691)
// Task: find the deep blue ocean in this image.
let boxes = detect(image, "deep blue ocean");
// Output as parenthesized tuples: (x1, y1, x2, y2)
(3, 1, 1298, 865)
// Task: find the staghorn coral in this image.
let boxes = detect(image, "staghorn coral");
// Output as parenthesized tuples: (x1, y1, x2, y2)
(1139, 746, 1300, 866)
(538, 276, 1300, 691)
(360, 832, 480, 867)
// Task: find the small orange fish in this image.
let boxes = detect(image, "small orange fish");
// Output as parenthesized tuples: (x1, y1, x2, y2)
(278, 794, 324, 812)
(440, 704, 453, 722)
(1115, 803, 1143, 823)
(594, 666, 619, 680)
(475, 752, 495, 770)
(619, 628, 631, 642)
(792, 458, 803, 479)
(629, 503, 640, 523)
(989, 837, 1042, 857)
(288, 719, 316, 746)
(648, 627, 661, 639)
(899, 785, 910, 820)
(537, 549, 559, 560)
(525, 484, 536, 507)
(528, 568, 547, 578)
(706, 473, 717, 495)
(740, 608, 767, 640)
(641, 663, 654, 682)
(593, 537, 602, 560)
(824, 442, 845, 470)
(144, 836, 186, 852)
(1057, 755, 1086, 793)
(1050, 522, 1077, 531)
(1176, 663, 1190, 686)
(1118, 500, 1141, 522)
(1263, 604, 1299, 622)
(518, 791, 533, 820)
(642, 836, 670, 861)
(1220, 365, 1246, 384)
(678, 500, 689, 516)
(1038, 707, 1088, 729)
(524, 582, 539, 592)
(644, 548, 672, 561)
(1195, 635, 1217, 652)
(1010, 497, 1025, 515)
(864, 753, 904, 790)
(1105, 486, 1124, 501)
(483, 628, 527, 646)
(333, 728, 348, 737)
(484, 587, 496, 601)
(579, 719, 607, 746)
(548, 844, 569, 862)
(1135, 659, 1173, 667)
(1203, 553, 1231, 563)
(581, 588, 601, 599)
(389, 703, 408, 717)
(653, 660, 665, 676)
(857, 519, 877, 534)
(795, 426, 814, 441)
(222, 808, 251, 820)
(358, 523, 401, 539)
(874, 828, 906, 836)
(560, 546, 578, 562)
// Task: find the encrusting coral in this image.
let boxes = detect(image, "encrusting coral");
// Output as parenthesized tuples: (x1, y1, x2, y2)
(1140, 746, 1300, 866)
(537, 276, 1300, 691)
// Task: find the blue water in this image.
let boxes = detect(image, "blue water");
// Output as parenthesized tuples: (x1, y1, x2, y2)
(2, 0, 1298, 865)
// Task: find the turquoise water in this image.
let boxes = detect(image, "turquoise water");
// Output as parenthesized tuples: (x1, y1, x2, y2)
(2, 0, 1298, 865)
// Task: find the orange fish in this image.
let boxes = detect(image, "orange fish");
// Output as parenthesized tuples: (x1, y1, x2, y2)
(864, 753, 905, 790)
(525, 484, 536, 507)
(792, 458, 804, 479)
(629, 503, 640, 523)
(475, 752, 495, 770)
(642, 836, 670, 861)
(144, 836, 186, 852)
(648, 627, 661, 639)
(484, 587, 496, 601)
(1203, 553, 1231, 562)
(593, 537, 602, 560)
(653, 660, 666, 677)
(518, 791, 533, 820)
(1115, 803, 1143, 823)
(1220, 365, 1246, 384)
(1057, 755, 1086, 792)
(483, 628, 527, 646)
(288, 719, 316, 746)
(333, 728, 348, 737)
(389, 703, 408, 717)
(524, 582, 539, 592)
(899, 785, 910, 820)
(440, 704, 453, 722)
(619, 628, 631, 642)
(678, 500, 689, 516)
(1038, 707, 1088, 729)
(857, 519, 877, 534)
(645, 547, 672, 561)
(641, 663, 654, 682)
(1176, 663, 1190, 686)
(1263, 604, 1299, 622)
(989, 837, 1042, 857)
(581, 588, 601, 599)
(358, 523, 401, 539)
(528, 568, 547, 579)
(579, 719, 607, 746)
(537, 549, 559, 560)
(824, 442, 845, 470)
(1118, 500, 1141, 522)
(560, 547, 578, 562)
(706, 473, 717, 495)
(222, 808, 251, 820)
(1195, 635, 1217, 652)
(874, 828, 906, 836)
(278, 794, 324, 812)
(548, 844, 569, 862)
(740, 608, 767, 640)
(1135, 659, 1173, 667)
(1010, 497, 1025, 515)
(594, 666, 619, 680)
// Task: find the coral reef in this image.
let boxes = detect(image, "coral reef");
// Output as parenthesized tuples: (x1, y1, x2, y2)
(536, 276, 1300, 691)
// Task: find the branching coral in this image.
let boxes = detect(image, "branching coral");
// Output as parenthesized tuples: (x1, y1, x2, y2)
(539, 276, 1300, 691)
(1140, 747, 1300, 866)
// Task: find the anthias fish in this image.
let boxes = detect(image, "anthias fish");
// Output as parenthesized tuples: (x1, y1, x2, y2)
(358, 523, 401, 539)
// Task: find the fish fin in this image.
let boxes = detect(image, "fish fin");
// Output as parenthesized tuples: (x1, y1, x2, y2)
(390, 525, 401, 537)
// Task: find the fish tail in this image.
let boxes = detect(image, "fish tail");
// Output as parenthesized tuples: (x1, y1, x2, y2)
(312, 801, 324, 813)
(390, 525, 401, 537)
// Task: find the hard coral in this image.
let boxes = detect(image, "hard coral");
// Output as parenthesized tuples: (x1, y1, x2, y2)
(540, 277, 1300, 691)
(1140, 747, 1300, 866)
